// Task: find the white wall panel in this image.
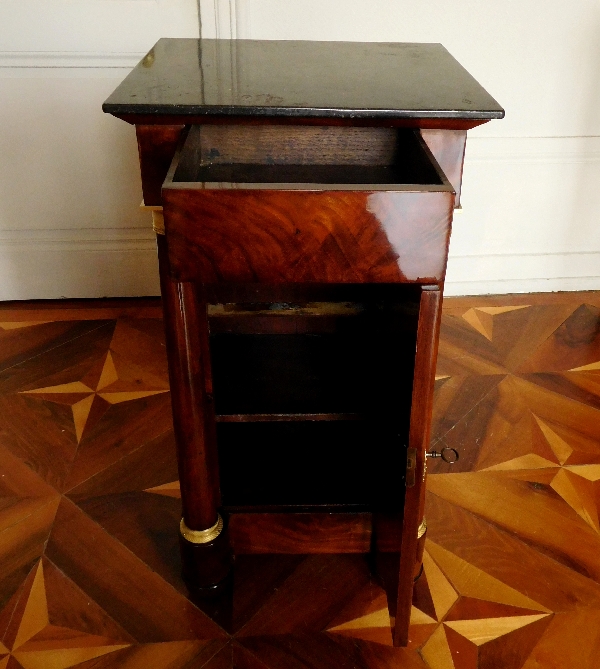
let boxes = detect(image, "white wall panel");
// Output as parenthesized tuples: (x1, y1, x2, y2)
(0, 74, 145, 232)
(0, 0, 198, 53)
(0, 0, 199, 300)
(1, 0, 599, 298)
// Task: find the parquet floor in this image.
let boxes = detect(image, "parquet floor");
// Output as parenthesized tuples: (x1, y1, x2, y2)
(1, 292, 600, 669)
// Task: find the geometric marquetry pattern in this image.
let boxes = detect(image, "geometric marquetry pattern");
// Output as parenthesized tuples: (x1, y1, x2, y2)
(20, 350, 168, 443)
(414, 546, 552, 669)
(2, 295, 600, 668)
(0, 560, 130, 669)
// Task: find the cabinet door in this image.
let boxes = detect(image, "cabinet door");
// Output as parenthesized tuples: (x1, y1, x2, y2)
(374, 286, 441, 646)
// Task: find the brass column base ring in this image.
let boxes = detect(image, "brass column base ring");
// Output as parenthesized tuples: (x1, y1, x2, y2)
(180, 515, 223, 544)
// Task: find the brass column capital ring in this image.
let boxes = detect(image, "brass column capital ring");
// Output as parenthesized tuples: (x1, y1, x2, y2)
(180, 514, 223, 544)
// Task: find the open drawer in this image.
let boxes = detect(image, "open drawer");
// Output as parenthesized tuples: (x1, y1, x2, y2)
(162, 125, 455, 284)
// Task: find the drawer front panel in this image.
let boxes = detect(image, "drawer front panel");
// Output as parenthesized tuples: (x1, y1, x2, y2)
(163, 189, 454, 284)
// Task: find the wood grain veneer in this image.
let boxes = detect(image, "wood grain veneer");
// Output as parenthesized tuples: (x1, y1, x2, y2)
(228, 513, 372, 554)
(164, 189, 453, 285)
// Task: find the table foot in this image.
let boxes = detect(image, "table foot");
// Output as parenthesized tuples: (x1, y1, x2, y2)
(179, 515, 233, 592)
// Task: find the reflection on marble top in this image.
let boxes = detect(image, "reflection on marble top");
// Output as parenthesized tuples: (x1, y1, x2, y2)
(103, 39, 504, 120)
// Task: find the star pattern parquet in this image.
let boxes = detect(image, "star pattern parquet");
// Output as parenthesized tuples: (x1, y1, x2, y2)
(1, 293, 600, 668)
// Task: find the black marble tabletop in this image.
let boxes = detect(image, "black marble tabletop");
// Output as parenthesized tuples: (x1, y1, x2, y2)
(103, 39, 503, 120)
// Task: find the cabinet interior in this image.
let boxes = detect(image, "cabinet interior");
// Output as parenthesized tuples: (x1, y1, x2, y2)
(206, 285, 420, 511)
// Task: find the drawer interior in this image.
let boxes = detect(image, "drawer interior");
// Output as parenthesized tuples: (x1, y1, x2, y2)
(170, 125, 451, 188)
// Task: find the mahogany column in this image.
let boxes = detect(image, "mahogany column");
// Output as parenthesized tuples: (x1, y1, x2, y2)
(157, 236, 232, 590)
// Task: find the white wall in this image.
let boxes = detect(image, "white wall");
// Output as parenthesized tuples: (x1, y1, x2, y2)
(1, 0, 599, 298)
(0, 0, 199, 300)
(201, 0, 600, 296)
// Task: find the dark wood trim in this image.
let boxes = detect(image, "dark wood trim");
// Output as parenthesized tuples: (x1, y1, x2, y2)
(136, 124, 186, 206)
(121, 114, 489, 130)
(228, 512, 372, 553)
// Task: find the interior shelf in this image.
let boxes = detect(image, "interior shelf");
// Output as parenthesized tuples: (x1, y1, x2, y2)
(217, 420, 406, 509)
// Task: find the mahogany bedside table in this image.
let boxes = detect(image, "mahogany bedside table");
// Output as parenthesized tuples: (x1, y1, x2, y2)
(103, 39, 503, 646)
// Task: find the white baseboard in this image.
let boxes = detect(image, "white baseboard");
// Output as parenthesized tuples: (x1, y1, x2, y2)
(445, 277, 600, 296)
(0, 229, 160, 300)
(445, 252, 600, 296)
(0, 227, 156, 251)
